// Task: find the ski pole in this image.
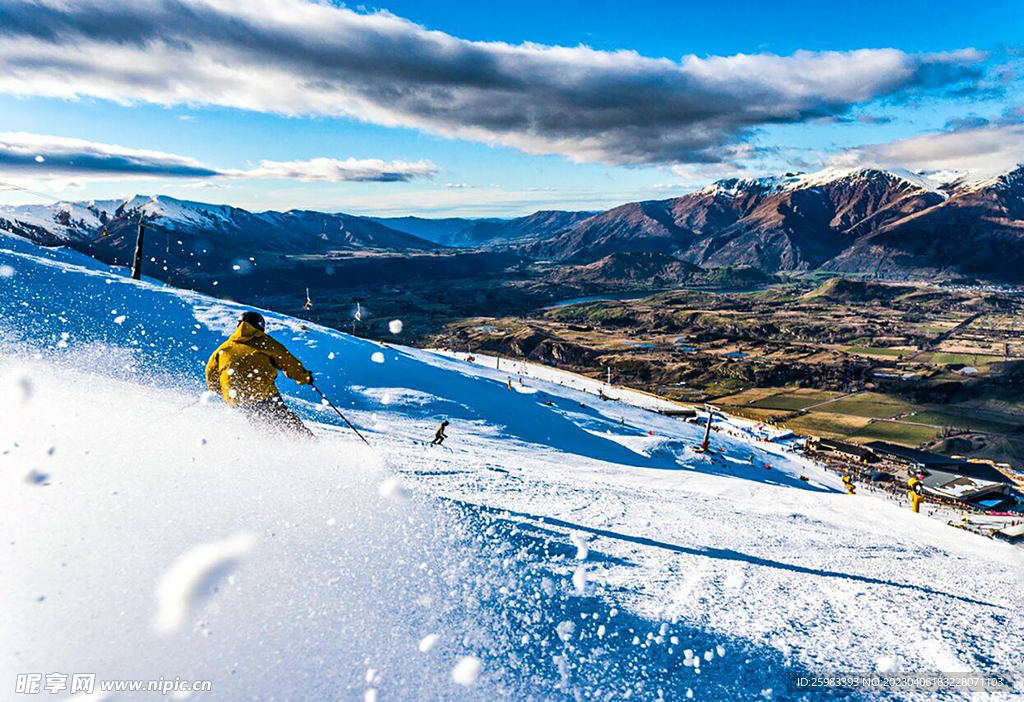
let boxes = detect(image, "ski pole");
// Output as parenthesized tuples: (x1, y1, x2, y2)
(312, 384, 371, 446)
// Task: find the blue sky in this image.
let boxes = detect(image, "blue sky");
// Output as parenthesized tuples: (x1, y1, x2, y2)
(0, 0, 1020, 216)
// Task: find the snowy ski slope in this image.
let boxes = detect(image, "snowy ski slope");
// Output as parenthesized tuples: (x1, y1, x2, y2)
(1, 233, 1022, 700)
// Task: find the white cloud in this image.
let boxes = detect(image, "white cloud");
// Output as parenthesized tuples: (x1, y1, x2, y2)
(232, 158, 437, 183)
(833, 121, 1024, 179)
(0, 132, 436, 183)
(0, 0, 986, 166)
(0, 131, 218, 178)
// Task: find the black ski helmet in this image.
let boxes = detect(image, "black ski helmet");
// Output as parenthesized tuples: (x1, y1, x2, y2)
(239, 311, 266, 331)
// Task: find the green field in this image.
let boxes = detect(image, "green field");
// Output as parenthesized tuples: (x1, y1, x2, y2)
(783, 412, 872, 439)
(915, 352, 1004, 367)
(902, 410, 1019, 435)
(718, 405, 788, 422)
(747, 390, 843, 411)
(823, 392, 912, 418)
(845, 346, 910, 358)
(847, 420, 939, 446)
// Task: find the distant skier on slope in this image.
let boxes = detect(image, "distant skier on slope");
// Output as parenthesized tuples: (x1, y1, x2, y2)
(431, 420, 450, 446)
(205, 311, 314, 437)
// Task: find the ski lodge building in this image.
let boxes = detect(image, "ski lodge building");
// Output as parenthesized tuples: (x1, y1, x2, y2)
(864, 441, 1017, 510)
(809, 437, 1020, 510)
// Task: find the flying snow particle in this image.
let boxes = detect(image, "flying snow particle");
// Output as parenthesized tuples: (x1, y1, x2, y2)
(199, 390, 217, 405)
(418, 634, 439, 653)
(377, 476, 409, 501)
(3, 369, 33, 407)
(686, 690, 693, 699)
(370, 352, 385, 364)
(328, 352, 335, 360)
(876, 656, 897, 673)
(704, 650, 714, 661)
(388, 319, 403, 335)
(24, 469, 49, 486)
(451, 656, 482, 686)
(364, 690, 377, 702)
(113, 315, 127, 325)
(716, 644, 726, 658)
(365, 668, 381, 685)
(326, 517, 337, 527)
(572, 565, 588, 593)
(0, 264, 14, 277)
(153, 531, 257, 635)
(569, 532, 589, 560)
(724, 572, 744, 590)
(556, 620, 576, 641)
(34, 154, 45, 162)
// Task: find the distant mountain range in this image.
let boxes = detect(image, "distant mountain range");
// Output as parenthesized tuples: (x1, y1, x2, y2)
(0, 195, 438, 279)
(527, 166, 1024, 282)
(2, 165, 1023, 284)
(368, 210, 597, 247)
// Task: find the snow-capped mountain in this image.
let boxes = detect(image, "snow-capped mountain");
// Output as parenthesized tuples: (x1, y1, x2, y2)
(3, 164, 1023, 286)
(822, 165, 1024, 280)
(526, 165, 1024, 281)
(2, 229, 1022, 699)
(0, 194, 438, 277)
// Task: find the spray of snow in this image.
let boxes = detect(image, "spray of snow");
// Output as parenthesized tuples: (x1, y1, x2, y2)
(388, 320, 403, 335)
(3, 367, 33, 406)
(572, 565, 588, 593)
(378, 475, 410, 501)
(153, 531, 257, 635)
(451, 655, 482, 686)
(371, 351, 385, 364)
(876, 655, 898, 673)
(570, 532, 590, 560)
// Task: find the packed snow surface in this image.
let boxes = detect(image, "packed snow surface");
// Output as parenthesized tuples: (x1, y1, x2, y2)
(1, 232, 1023, 700)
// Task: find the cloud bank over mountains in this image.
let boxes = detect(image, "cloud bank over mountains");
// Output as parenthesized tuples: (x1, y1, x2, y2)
(0, 132, 437, 183)
(0, 0, 989, 166)
(833, 110, 1024, 179)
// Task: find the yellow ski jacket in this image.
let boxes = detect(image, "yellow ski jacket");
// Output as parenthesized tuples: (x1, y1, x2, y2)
(205, 321, 312, 406)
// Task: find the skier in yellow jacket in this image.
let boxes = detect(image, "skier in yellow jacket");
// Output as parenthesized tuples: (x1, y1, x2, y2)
(205, 311, 314, 437)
